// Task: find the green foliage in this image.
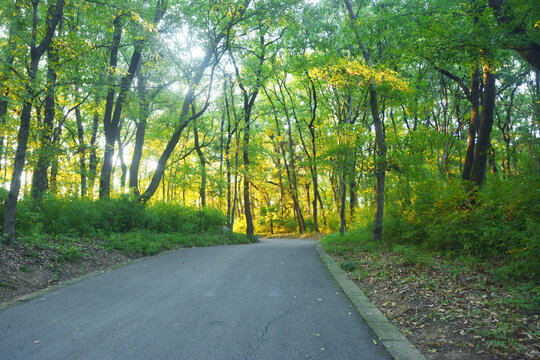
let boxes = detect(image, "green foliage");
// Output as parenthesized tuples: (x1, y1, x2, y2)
(57, 245, 86, 262)
(3, 195, 229, 237)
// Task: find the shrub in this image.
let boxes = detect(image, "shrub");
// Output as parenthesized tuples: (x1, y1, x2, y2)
(340, 260, 359, 272)
(197, 207, 227, 232)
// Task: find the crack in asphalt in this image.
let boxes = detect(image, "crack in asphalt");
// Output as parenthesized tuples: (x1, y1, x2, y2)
(246, 301, 308, 360)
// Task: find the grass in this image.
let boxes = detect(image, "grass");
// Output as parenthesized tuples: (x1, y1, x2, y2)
(104, 230, 253, 256)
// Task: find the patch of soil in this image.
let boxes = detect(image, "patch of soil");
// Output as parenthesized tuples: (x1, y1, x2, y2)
(0, 242, 133, 304)
(330, 250, 540, 360)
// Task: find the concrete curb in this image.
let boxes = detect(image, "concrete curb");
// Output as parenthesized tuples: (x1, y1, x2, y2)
(316, 243, 427, 360)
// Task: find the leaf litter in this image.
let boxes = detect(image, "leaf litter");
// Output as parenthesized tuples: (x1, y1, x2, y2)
(330, 249, 540, 360)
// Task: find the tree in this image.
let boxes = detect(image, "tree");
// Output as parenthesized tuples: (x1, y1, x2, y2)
(343, 0, 387, 240)
(99, 1, 167, 199)
(3, 0, 65, 244)
(139, 0, 253, 203)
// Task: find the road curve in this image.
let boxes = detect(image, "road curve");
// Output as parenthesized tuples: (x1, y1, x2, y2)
(0, 238, 391, 360)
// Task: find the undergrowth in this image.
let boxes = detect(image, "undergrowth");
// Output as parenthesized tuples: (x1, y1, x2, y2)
(326, 173, 539, 283)
(0, 194, 253, 259)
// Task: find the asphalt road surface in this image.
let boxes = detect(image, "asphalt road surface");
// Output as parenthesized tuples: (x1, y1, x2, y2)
(0, 238, 392, 360)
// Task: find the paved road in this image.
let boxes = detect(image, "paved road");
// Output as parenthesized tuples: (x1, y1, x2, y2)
(0, 238, 391, 360)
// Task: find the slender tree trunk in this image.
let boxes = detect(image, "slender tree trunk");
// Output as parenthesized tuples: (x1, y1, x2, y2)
(349, 177, 357, 217)
(4, 100, 34, 242)
(230, 131, 240, 230)
(343, 0, 386, 241)
(117, 129, 127, 192)
(310, 138, 320, 232)
(193, 119, 207, 208)
(129, 64, 149, 196)
(266, 80, 307, 233)
(339, 169, 347, 235)
(88, 102, 100, 197)
(462, 66, 480, 181)
(307, 75, 320, 232)
(49, 124, 61, 194)
(98, 15, 122, 199)
(75, 106, 87, 196)
(100, 2, 167, 199)
(285, 116, 305, 233)
(370, 86, 386, 241)
(224, 80, 235, 228)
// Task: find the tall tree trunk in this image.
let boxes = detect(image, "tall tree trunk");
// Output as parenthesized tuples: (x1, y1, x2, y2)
(229, 34, 267, 238)
(349, 177, 357, 217)
(266, 79, 307, 234)
(470, 62, 497, 188)
(224, 79, 237, 228)
(307, 75, 320, 233)
(339, 169, 347, 235)
(3, 0, 65, 244)
(98, 15, 122, 199)
(230, 130, 240, 230)
(31, 45, 58, 200)
(100, 1, 167, 199)
(243, 116, 255, 237)
(311, 131, 320, 233)
(285, 117, 305, 233)
(0, 11, 18, 176)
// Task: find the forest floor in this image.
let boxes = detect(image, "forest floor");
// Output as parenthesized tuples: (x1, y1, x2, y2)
(325, 245, 540, 360)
